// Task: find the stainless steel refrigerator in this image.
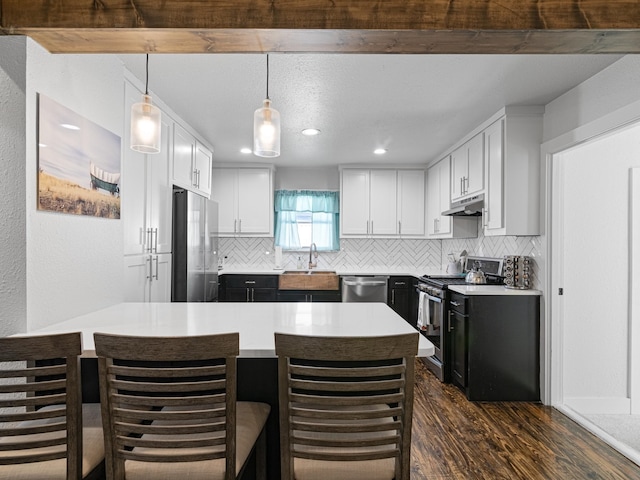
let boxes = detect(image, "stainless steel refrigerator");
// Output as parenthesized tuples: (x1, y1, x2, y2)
(172, 186, 219, 302)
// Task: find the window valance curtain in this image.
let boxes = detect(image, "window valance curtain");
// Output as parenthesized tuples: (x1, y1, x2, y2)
(274, 190, 340, 251)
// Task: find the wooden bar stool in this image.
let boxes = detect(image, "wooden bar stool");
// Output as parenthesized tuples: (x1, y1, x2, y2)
(275, 333, 418, 480)
(94, 332, 270, 480)
(0, 332, 104, 479)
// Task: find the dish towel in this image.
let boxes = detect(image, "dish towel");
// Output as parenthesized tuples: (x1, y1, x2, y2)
(417, 291, 431, 330)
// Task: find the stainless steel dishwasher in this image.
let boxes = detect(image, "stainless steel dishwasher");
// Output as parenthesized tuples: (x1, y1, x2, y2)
(341, 276, 389, 302)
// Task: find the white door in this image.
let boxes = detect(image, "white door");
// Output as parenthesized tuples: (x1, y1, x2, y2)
(397, 169, 425, 236)
(149, 253, 172, 302)
(369, 170, 397, 235)
(552, 122, 640, 415)
(341, 169, 370, 236)
(484, 119, 504, 232)
(147, 117, 173, 254)
(437, 159, 452, 235)
(466, 133, 484, 196)
(237, 168, 271, 234)
(123, 82, 149, 256)
(211, 168, 238, 235)
(172, 123, 195, 190)
(123, 255, 150, 302)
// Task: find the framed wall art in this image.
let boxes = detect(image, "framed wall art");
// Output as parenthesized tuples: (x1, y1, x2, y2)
(37, 94, 121, 219)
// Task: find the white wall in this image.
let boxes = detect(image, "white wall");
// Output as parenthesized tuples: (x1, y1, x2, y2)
(24, 40, 125, 331)
(0, 37, 27, 336)
(543, 55, 640, 143)
(274, 166, 340, 191)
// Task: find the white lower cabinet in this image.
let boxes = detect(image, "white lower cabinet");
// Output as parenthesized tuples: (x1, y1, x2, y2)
(427, 158, 477, 239)
(210, 167, 273, 236)
(124, 254, 172, 302)
(482, 109, 543, 236)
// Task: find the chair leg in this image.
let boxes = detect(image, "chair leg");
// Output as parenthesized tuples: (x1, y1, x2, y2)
(255, 426, 267, 480)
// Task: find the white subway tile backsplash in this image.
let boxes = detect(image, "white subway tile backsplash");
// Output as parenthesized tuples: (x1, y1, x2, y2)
(219, 219, 543, 288)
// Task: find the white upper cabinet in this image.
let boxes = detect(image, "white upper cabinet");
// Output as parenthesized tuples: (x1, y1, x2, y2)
(451, 132, 484, 201)
(122, 81, 173, 256)
(172, 123, 213, 198)
(427, 158, 476, 239)
(211, 167, 274, 236)
(482, 109, 543, 236)
(340, 168, 426, 238)
(369, 170, 398, 235)
(397, 169, 426, 236)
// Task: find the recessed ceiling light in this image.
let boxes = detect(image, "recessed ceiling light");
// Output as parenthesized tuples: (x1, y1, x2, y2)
(60, 123, 80, 130)
(240, 147, 252, 154)
(374, 148, 387, 155)
(302, 128, 321, 136)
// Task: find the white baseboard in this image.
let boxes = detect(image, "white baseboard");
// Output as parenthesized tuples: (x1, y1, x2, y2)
(556, 404, 640, 468)
(564, 396, 631, 414)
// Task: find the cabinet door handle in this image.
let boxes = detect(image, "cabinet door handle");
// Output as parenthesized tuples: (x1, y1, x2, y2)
(145, 228, 152, 252)
(245, 281, 256, 285)
(246, 288, 250, 302)
(146, 256, 152, 280)
(395, 282, 406, 286)
(483, 208, 488, 227)
(371, 220, 374, 234)
(366, 220, 369, 234)
(251, 288, 255, 302)
(391, 290, 395, 305)
(450, 301, 460, 307)
(460, 177, 463, 196)
(234, 219, 237, 233)
(153, 256, 159, 280)
(398, 221, 401, 235)
(448, 311, 454, 332)
(153, 228, 158, 253)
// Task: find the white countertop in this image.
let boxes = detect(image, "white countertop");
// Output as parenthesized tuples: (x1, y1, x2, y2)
(25, 302, 434, 358)
(217, 267, 444, 278)
(448, 285, 542, 296)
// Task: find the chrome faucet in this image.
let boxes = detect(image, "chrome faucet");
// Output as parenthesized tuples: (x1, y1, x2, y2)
(308, 243, 318, 269)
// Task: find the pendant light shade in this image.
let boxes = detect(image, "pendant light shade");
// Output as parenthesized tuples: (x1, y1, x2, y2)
(253, 55, 280, 157)
(131, 54, 161, 154)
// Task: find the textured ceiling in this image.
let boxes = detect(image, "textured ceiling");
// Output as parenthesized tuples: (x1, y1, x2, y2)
(119, 54, 622, 168)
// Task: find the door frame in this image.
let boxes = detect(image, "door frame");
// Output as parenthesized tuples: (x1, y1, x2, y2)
(542, 100, 640, 410)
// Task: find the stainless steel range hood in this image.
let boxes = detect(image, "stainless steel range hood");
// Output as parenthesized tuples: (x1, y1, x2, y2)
(442, 193, 484, 216)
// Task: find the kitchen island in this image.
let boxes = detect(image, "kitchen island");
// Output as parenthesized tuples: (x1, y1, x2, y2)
(27, 302, 433, 480)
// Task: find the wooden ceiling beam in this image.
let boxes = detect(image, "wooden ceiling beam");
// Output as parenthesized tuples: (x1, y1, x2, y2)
(1, 0, 640, 54)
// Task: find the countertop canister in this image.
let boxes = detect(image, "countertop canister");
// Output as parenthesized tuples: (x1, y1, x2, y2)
(503, 255, 532, 289)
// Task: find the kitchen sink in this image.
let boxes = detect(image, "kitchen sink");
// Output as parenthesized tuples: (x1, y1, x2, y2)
(281, 270, 336, 275)
(279, 270, 339, 290)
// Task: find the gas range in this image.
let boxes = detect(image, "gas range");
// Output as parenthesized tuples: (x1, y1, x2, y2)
(418, 256, 505, 290)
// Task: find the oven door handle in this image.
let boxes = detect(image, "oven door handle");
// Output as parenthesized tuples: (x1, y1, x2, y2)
(426, 294, 442, 303)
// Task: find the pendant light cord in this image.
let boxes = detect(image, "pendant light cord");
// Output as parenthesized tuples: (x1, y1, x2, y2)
(145, 53, 149, 95)
(266, 54, 270, 100)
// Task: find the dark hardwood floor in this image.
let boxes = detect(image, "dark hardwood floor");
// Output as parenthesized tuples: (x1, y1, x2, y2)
(411, 359, 640, 480)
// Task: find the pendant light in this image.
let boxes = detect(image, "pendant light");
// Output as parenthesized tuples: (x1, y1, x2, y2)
(130, 54, 161, 154)
(253, 54, 281, 157)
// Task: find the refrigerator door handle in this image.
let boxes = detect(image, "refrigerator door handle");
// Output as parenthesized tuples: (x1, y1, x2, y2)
(153, 256, 159, 280)
(146, 256, 152, 280)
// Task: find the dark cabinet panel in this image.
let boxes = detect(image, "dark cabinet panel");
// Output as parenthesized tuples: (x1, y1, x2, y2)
(448, 291, 540, 401)
(277, 290, 341, 302)
(220, 275, 278, 302)
(387, 276, 413, 323)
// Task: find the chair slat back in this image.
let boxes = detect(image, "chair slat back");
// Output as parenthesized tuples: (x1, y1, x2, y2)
(275, 333, 418, 480)
(94, 332, 239, 480)
(0, 332, 82, 479)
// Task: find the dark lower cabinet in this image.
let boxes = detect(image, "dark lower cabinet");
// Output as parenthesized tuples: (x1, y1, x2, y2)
(449, 307, 467, 389)
(219, 274, 278, 302)
(448, 291, 540, 401)
(387, 276, 413, 323)
(277, 290, 341, 302)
